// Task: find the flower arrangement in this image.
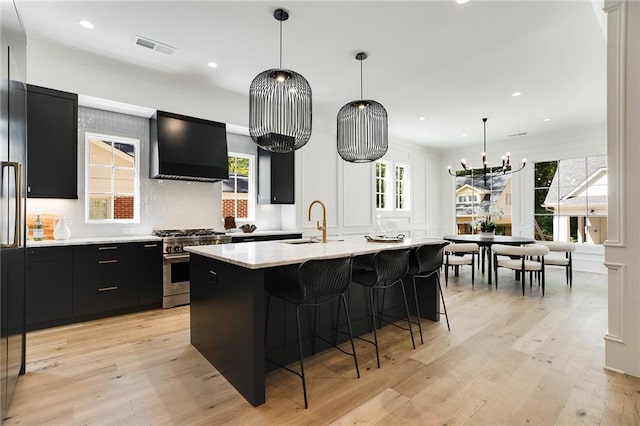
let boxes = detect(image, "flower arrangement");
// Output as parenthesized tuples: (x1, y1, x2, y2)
(471, 204, 504, 233)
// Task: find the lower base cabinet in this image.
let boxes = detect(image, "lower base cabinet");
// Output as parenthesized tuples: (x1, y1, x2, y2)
(26, 241, 162, 331)
(26, 247, 73, 329)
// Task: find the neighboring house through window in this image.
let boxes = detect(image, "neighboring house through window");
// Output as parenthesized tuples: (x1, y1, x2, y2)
(86, 132, 139, 222)
(222, 153, 255, 220)
(454, 172, 513, 235)
(534, 155, 607, 244)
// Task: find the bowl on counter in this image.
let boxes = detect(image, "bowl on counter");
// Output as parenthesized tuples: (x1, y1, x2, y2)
(240, 224, 257, 233)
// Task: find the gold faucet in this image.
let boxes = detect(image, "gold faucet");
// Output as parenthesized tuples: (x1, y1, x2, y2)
(308, 200, 327, 243)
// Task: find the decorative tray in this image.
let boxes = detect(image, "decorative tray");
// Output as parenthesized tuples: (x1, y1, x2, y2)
(365, 234, 405, 243)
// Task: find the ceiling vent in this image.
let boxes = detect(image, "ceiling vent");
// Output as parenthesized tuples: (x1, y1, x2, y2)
(134, 35, 176, 55)
(508, 132, 528, 137)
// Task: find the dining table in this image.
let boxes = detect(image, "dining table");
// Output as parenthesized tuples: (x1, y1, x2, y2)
(442, 234, 535, 284)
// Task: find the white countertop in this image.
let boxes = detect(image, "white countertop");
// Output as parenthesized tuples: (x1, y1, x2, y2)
(185, 235, 446, 269)
(227, 230, 302, 237)
(26, 235, 162, 247)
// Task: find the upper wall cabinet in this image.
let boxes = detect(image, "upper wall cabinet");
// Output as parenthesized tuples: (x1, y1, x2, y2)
(27, 85, 78, 198)
(257, 149, 295, 204)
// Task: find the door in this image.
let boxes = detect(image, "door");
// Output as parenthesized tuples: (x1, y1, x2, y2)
(1, 0, 27, 419)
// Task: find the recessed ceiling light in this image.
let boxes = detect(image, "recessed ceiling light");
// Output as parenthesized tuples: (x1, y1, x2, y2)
(512, 91, 522, 97)
(419, 117, 425, 121)
(543, 118, 552, 122)
(78, 20, 94, 29)
(207, 61, 218, 68)
(456, 0, 470, 4)
(461, 133, 468, 137)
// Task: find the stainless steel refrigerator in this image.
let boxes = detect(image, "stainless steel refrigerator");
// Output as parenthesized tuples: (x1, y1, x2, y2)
(1, 0, 26, 419)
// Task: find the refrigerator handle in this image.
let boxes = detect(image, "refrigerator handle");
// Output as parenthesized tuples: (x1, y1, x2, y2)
(1, 161, 22, 248)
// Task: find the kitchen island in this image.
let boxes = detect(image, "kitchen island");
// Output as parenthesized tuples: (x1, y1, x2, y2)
(185, 235, 446, 406)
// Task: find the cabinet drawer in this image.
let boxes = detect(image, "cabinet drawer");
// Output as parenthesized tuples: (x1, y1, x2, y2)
(26, 246, 72, 262)
(73, 243, 138, 262)
(73, 280, 138, 316)
(74, 259, 137, 288)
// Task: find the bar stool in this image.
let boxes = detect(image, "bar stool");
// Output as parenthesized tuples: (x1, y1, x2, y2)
(265, 256, 359, 409)
(351, 249, 414, 368)
(408, 242, 450, 344)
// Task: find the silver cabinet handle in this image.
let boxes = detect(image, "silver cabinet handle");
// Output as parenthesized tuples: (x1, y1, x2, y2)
(144, 243, 158, 248)
(98, 246, 118, 251)
(98, 286, 118, 292)
(98, 259, 118, 264)
(1, 162, 22, 248)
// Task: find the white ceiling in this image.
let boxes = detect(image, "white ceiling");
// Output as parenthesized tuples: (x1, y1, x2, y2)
(17, 0, 607, 149)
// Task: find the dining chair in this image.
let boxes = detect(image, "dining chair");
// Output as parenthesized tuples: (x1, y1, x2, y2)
(443, 243, 479, 287)
(535, 241, 576, 287)
(492, 244, 550, 295)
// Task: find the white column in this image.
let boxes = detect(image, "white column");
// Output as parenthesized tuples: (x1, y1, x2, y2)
(604, 0, 640, 377)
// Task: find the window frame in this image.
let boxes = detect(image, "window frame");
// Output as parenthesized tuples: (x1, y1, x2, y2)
(84, 132, 140, 224)
(375, 160, 411, 212)
(222, 151, 256, 222)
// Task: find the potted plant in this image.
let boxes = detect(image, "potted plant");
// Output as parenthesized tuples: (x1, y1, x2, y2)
(471, 204, 503, 236)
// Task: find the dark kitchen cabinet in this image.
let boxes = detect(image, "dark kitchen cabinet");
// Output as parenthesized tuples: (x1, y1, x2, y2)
(73, 243, 138, 316)
(26, 247, 73, 330)
(257, 149, 294, 204)
(26, 84, 78, 199)
(139, 242, 162, 306)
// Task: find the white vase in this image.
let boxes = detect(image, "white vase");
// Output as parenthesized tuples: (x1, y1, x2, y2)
(53, 217, 71, 240)
(479, 231, 495, 237)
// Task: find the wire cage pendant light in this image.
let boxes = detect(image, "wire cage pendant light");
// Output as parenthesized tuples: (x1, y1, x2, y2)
(249, 8, 312, 153)
(447, 117, 526, 184)
(337, 52, 388, 163)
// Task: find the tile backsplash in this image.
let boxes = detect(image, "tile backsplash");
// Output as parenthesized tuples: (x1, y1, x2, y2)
(26, 107, 222, 238)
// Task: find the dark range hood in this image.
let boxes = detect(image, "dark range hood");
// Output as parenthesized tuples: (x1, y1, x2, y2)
(150, 110, 229, 182)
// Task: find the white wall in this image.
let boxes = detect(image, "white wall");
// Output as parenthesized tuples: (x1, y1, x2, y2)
(26, 38, 440, 238)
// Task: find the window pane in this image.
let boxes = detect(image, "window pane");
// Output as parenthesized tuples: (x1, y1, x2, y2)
(533, 215, 554, 240)
(88, 139, 112, 166)
(88, 195, 112, 220)
(114, 168, 135, 194)
(89, 166, 111, 193)
(113, 195, 134, 220)
(535, 188, 554, 214)
(113, 143, 135, 168)
(534, 161, 557, 188)
(236, 158, 250, 177)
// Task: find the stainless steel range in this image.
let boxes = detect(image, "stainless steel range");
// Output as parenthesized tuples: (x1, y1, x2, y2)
(153, 229, 232, 308)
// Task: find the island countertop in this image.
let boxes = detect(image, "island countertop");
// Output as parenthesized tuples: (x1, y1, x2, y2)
(184, 235, 446, 269)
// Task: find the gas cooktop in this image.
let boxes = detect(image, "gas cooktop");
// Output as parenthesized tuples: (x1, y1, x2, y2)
(152, 228, 227, 238)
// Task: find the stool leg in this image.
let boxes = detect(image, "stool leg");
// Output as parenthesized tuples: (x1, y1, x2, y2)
(295, 306, 308, 409)
(341, 293, 360, 378)
(412, 276, 424, 344)
(399, 279, 416, 349)
(311, 299, 318, 356)
(437, 272, 450, 331)
(368, 287, 381, 368)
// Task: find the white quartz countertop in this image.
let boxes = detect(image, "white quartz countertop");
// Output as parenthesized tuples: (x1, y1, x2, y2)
(185, 235, 446, 269)
(26, 235, 162, 247)
(226, 230, 302, 237)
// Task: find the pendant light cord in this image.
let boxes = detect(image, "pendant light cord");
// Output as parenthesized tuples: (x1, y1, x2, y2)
(360, 58, 364, 100)
(279, 20, 283, 69)
(483, 119, 487, 153)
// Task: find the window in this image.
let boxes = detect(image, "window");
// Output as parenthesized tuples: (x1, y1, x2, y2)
(375, 161, 410, 211)
(534, 155, 607, 244)
(85, 133, 139, 222)
(454, 172, 513, 235)
(222, 153, 255, 220)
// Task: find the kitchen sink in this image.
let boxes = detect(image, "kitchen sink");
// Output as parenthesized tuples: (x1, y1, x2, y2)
(283, 239, 320, 244)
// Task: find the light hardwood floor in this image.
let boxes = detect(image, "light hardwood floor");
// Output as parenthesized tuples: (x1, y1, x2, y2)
(6, 267, 640, 425)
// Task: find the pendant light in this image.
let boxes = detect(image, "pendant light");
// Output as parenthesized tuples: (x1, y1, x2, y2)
(249, 8, 312, 153)
(337, 52, 388, 163)
(447, 117, 527, 184)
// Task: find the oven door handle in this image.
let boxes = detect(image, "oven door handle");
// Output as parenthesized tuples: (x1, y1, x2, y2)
(163, 254, 190, 263)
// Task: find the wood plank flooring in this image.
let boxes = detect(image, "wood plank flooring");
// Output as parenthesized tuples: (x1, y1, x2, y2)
(5, 267, 640, 425)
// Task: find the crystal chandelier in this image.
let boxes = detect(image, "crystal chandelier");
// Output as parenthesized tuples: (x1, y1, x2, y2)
(337, 52, 388, 163)
(448, 117, 526, 183)
(249, 9, 312, 153)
